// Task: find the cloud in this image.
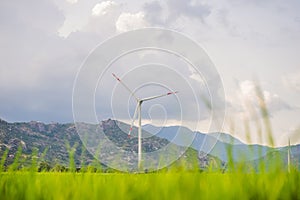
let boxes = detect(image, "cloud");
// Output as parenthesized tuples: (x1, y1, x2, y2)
(187, 66, 205, 84)
(92, 1, 118, 16)
(83, 1, 120, 36)
(263, 91, 290, 112)
(0, 0, 64, 34)
(236, 80, 290, 115)
(59, 1, 121, 37)
(0, 0, 65, 88)
(166, 0, 211, 21)
(142, 0, 211, 26)
(66, 0, 78, 4)
(0, 0, 99, 122)
(143, 1, 165, 25)
(116, 12, 149, 33)
(282, 71, 300, 92)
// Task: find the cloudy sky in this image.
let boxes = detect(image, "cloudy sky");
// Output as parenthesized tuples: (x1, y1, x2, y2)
(0, 0, 299, 146)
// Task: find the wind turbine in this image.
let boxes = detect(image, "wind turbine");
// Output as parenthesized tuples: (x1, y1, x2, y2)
(112, 73, 178, 170)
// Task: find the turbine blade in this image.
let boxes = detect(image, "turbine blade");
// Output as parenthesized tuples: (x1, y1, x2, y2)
(128, 103, 139, 137)
(141, 91, 178, 102)
(112, 73, 138, 101)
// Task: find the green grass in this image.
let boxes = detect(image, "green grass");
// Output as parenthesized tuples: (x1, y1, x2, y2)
(1, 170, 300, 200)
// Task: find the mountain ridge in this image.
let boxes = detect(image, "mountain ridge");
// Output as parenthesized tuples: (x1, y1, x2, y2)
(142, 123, 300, 163)
(1, 118, 299, 170)
(0, 118, 224, 170)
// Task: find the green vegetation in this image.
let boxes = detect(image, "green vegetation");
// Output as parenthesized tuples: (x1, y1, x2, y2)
(0, 144, 299, 200)
(0, 170, 299, 199)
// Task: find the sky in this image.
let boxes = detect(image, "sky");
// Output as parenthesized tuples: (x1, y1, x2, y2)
(0, 0, 299, 146)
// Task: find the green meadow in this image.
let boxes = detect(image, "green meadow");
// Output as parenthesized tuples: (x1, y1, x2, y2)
(1, 170, 300, 200)
(1, 147, 299, 200)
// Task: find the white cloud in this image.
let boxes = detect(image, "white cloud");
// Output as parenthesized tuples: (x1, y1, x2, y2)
(190, 73, 204, 84)
(66, 0, 78, 4)
(116, 12, 149, 33)
(282, 71, 300, 92)
(82, 1, 120, 36)
(166, 0, 211, 21)
(92, 1, 118, 16)
(143, 1, 165, 25)
(188, 66, 205, 84)
(237, 80, 290, 115)
(263, 91, 290, 112)
(278, 126, 300, 146)
(239, 80, 256, 100)
(143, 0, 211, 26)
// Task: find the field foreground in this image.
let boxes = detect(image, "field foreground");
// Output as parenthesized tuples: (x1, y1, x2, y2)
(1, 171, 300, 200)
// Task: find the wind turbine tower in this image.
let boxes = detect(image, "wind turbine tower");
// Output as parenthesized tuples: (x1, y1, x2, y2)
(288, 138, 291, 173)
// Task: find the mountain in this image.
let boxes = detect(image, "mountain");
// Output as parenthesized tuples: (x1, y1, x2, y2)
(209, 132, 244, 145)
(250, 145, 300, 170)
(143, 124, 299, 163)
(0, 118, 222, 171)
(0, 118, 94, 167)
(142, 124, 244, 146)
(1, 118, 298, 170)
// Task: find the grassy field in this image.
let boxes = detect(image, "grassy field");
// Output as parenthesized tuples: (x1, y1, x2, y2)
(1, 145, 299, 200)
(1, 170, 300, 200)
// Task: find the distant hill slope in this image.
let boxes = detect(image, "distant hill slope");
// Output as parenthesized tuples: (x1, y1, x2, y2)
(0, 118, 222, 170)
(1, 118, 298, 170)
(143, 124, 300, 164)
(0, 118, 93, 166)
(208, 132, 244, 145)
